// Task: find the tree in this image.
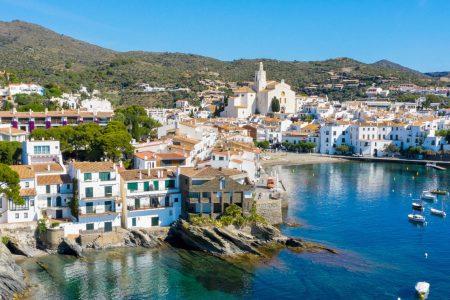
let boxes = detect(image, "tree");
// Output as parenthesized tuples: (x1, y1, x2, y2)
(335, 144, 351, 155)
(271, 97, 280, 113)
(436, 129, 450, 143)
(383, 144, 400, 156)
(0, 164, 22, 205)
(254, 140, 270, 149)
(44, 83, 63, 99)
(114, 106, 161, 141)
(0, 142, 22, 164)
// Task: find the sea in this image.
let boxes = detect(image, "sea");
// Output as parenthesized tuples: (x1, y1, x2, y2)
(20, 162, 450, 299)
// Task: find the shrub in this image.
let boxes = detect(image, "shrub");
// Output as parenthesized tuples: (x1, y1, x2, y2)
(1, 236, 10, 245)
(50, 222, 60, 228)
(37, 218, 47, 234)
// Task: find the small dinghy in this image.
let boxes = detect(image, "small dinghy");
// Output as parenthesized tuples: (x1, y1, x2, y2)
(430, 208, 446, 217)
(408, 214, 426, 224)
(421, 191, 437, 202)
(415, 281, 430, 299)
(412, 202, 424, 211)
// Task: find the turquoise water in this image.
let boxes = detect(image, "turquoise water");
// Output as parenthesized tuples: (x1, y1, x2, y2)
(21, 162, 450, 299)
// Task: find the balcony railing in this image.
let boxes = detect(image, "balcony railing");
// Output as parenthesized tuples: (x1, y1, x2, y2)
(127, 203, 171, 211)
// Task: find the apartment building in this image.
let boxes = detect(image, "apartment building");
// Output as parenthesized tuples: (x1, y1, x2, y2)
(119, 168, 181, 228)
(179, 167, 253, 218)
(67, 161, 122, 234)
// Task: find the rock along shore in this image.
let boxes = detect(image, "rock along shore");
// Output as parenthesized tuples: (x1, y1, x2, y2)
(166, 219, 336, 258)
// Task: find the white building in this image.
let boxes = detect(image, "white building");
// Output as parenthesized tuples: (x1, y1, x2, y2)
(221, 63, 297, 118)
(22, 139, 63, 166)
(80, 98, 113, 112)
(66, 161, 122, 235)
(119, 168, 181, 228)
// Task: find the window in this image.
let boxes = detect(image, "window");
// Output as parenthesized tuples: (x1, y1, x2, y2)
(153, 180, 159, 190)
(151, 216, 159, 227)
(86, 223, 94, 231)
(85, 187, 93, 198)
(104, 186, 112, 197)
(84, 173, 92, 181)
(46, 185, 51, 193)
(34, 145, 50, 154)
(15, 213, 19, 219)
(165, 180, 175, 189)
(24, 213, 28, 218)
(67, 184, 71, 189)
(132, 218, 137, 227)
(219, 157, 224, 161)
(99, 172, 111, 181)
(219, 178, 226, 190)
(127, 182, 138, 191)
(202, 192, 210, 199)
(47, 197, 51, 207)
(25, 182, 29, 188)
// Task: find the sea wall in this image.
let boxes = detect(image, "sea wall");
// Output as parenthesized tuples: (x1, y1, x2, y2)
(255, 199, 283, 225)
(78, 228, 126, 249)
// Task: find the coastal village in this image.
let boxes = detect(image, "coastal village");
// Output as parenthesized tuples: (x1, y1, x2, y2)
(0, 62, 449, 298)
(0, 62, 448, 237)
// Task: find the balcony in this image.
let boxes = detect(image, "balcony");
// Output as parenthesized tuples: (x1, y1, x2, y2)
(127, 203, 171, 211)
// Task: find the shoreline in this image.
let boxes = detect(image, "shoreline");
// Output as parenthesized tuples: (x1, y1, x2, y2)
(260, 152, 348, 167)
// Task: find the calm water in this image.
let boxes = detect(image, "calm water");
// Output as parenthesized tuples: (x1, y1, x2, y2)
(21, 162, 450, 299)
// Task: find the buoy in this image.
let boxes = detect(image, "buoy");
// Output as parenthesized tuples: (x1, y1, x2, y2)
(416, 172, 419, 176)
(407, 167, 409, 170)
(392, 189, 394, 192)
(425, 253, 428, 259)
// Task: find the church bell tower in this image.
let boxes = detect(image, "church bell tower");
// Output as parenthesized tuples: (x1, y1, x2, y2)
(254, 62, 267, 92)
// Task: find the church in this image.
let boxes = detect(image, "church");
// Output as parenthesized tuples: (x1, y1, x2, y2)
(221, 62, 297, 118)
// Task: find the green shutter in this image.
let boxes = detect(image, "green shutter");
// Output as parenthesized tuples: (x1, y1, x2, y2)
(144, 181, 150, 191)
(127, 182, 138, 191)
(84, 173, 92, 181)
(99, 172, 110, 181)
(154, 180, 159, 190)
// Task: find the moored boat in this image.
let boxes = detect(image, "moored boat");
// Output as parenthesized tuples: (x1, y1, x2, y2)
(408, 214, 426, 224)
(431, 189, 449, 195)
(430, 208, 446, 217)
(412, 202, 424, 211)
(415, 281, 430, 299)
(421, 191, 437, 202)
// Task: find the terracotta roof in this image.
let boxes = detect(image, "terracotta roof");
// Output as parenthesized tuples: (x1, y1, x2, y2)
(10, 165, 35, 179)
(0, 110, 114, 118)
(71, 161, 115, 173)
(172, 135, 200, 145)
(233, 86, 255, 94)
(134, 151, 156, 160)
(119, 169, 175, 181)
(0, 127, 28, 136)
(20, 188, 36, 197)
(155, 152, 186, 161)
(32, 163, 64, 174)
(180, 166, 245, 178)
(37, 174, 71, 186)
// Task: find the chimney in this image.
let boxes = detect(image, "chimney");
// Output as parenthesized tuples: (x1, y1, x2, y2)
(147, 168, 150, 176)
(47, 164, 50, 171)
(139, 171, 142, 180)
(45, 107, 48, 114)
(144, 155, 147, 160)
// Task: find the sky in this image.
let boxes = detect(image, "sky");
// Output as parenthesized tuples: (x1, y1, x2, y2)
(0, 0, 449, 72)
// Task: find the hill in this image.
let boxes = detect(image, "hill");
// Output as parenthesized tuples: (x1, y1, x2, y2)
(0, 20, 438, 107)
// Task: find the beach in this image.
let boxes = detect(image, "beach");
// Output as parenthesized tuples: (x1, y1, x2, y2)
(260, 152, 347, 167)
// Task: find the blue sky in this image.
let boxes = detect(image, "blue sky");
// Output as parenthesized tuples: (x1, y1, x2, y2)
(1, 0, 449, 72)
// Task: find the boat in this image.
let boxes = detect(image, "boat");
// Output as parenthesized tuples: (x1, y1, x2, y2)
(421, 191, 437, 202)
(430, 208, 446, 217)
(415, 281, 430, 299)
(425, 162, 446, 171)
(408, 214, 426, 224)
(412, 202, 424, 211)
(430, 199, 446, 217)
(431, 189, 449, 195)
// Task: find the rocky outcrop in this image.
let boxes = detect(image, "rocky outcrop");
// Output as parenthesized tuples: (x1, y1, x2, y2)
(5, 237, 38, 258)
(0, 243, 26, 299)
(57, 238, 83, 258)
(167, 220, 336, 258)
(125, 229, 161, 248)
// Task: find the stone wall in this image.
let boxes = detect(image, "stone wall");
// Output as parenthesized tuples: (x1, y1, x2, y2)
(78, 228, 126, 248)
(255, 199, 283, 225)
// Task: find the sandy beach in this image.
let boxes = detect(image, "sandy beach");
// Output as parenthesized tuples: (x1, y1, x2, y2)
(260, 152, 348, 167)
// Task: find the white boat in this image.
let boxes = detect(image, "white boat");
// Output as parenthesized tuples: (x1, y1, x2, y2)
(412, 202, 424, 211)
(415, 281, 430, 299)
(408, 214, 426, 224)
(430, 208, 446, 217)
(425, 162, 446, 170)
(421, 191, 437, 202)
